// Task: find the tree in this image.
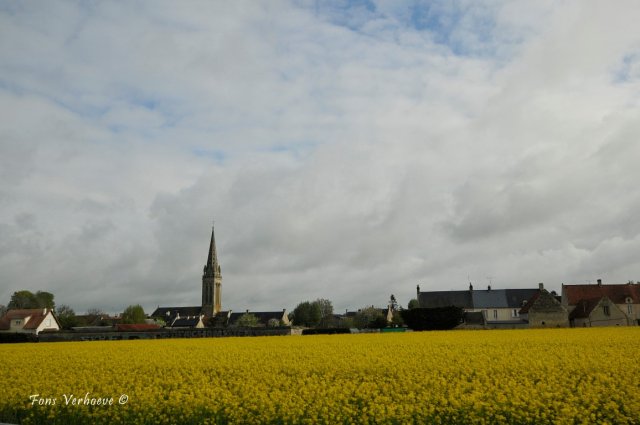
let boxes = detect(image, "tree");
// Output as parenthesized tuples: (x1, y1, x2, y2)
(314, 298, 334, 328)
(86, 308, 105, 316)
(236, 313, 260, 327)
(353, 307, 387, 329)
(121, 304, 146, 324)
(267, 318, 282, 327)
(389, 294, 398, 311)
(8, 290, 36, 309)
(7, 290, 55, 309)
(0, 304, 6, 318)
(55, 305, 78, 330)
(291, 301, 321, 327)
(408, 299, 420, 309)
(400, 306, 464, 331)
(34, 291, 55, 309)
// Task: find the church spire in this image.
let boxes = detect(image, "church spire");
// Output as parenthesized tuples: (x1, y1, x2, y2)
(206, 225, 219, 271)
(202, 223, 222, 317)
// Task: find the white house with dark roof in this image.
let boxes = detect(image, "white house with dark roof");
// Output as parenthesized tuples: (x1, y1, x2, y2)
(0, 308, 61, 335)
(417, 284, 539, 327)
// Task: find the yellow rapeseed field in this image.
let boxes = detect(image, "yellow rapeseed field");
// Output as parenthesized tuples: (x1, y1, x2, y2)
(1, 328, 639, 424)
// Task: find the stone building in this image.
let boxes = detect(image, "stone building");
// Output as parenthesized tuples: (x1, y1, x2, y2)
(519, 283, 568, 327)
(562, 280, 640, 326)
(569, 296, 629, 327)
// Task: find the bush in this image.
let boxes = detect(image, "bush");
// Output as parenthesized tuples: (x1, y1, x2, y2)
(400, 306, 464, 331)
(302, 328, 351, 335)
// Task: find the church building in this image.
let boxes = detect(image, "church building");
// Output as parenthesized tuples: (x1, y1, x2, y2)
(152, 225, 222, 323)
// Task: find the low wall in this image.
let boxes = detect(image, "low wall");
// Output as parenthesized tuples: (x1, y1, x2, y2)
(37, 327, 291, 342)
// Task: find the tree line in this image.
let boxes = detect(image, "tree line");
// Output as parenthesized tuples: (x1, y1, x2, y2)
(2, 290, 148, 329)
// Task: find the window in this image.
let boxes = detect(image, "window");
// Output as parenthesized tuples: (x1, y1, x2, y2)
(603, 305, 610, 316)
(14, 320, 22, 326)
(493, 310, 498, 319)
(628, 304, 633, 315)
(511, 309, 519, 318)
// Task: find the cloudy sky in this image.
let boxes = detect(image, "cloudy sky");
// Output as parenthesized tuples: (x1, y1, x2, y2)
(1, 1, 640, 315)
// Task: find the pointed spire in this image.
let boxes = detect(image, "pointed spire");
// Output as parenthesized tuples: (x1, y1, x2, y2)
(206, 224, 218, 269)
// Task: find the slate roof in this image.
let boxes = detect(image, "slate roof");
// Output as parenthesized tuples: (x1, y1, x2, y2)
(169, 317, 203, 328)
(563, 283, 640, 305)
(418, 290, 473, 309)
(151, 306, 203, 321)
(472, 290, 509, 308)
(418, 288, 537, 309)
(228, 311, 287, 325)
(0, 309, 57, 331)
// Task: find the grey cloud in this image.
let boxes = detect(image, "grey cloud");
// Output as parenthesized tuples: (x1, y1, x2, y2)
(2, 2, 640, 315)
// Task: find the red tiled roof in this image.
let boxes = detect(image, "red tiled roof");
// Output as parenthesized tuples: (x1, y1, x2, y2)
(563, 283, 640, 305)
(0, 309, 54, 330)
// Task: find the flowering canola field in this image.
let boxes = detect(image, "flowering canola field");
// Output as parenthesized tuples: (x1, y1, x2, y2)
(1, 328, 639, 424)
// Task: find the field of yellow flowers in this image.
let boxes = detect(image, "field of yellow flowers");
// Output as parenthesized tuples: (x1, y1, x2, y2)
(1, 328, 639, 424)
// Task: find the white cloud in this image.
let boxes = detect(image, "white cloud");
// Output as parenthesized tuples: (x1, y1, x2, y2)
(1, 1, 640, 314)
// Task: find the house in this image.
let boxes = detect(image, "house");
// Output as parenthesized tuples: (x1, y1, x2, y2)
(562, 280, 640, 326)
(568, 297, 629, 327)
(519, 284, 569, 327)
(226, 310, 290, 327)
(167, 315, 206, 329)
(151, 306, 203, 326)
(417, 284, 539, 327)
(0, 308, 61, 335)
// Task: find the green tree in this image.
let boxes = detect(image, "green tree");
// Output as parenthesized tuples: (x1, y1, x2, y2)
(291, 301, 322, 327)
(0, 304, 6, 317)
(408, 298, 420, 309)
(8, 290, 37, 309)
(314, 298, 334, 328)
(55, 305, 78, 329)
(121, 304, 146, 324)
(7, 290, 55, 309)
(353, 307, 387, 329)
(267, 318, 282, 327)
(236, 313, 260, 327)
(34, 291, 55, 309)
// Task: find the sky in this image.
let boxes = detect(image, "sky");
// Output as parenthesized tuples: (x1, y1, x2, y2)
(1, 1, 640, 315)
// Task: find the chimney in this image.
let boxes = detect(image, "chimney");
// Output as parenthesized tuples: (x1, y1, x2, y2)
(469, 283, 473, 291)
(597, 279, 602, 286)
(539, 282, 544, 290)
(416, 284, 420, 297)
(487, 285, 491, 291)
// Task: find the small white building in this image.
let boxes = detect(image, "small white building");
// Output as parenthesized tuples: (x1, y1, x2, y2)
(0, 308, 61, 335)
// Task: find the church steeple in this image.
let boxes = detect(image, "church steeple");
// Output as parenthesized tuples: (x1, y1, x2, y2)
(206, 225, 220, 271)
(202, 224, 222, 316)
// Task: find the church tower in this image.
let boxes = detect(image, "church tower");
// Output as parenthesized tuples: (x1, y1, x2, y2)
(202, 225, 222, 316)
